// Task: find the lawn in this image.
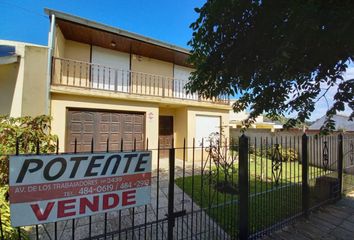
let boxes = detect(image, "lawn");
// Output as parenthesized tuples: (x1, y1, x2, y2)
(175, 155, 329, 238)
(343, 172, 354, 193)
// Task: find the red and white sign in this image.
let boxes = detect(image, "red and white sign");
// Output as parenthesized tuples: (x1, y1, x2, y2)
(9, 151, 152, 227)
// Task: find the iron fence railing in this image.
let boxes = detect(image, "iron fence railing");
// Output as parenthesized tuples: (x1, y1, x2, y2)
(1, 133, 353, 240)
(51, 57, 230, 105)
(238, 133, 349, 239)
(343, 135, 354, 193)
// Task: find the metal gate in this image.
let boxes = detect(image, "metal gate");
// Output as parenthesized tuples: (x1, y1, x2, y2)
(84, 141, 238, 240)
(3, 138, 238, 240)
(2, 133, 354, 240)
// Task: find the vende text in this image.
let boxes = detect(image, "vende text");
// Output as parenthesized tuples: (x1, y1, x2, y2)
(9, 152, 152, 227)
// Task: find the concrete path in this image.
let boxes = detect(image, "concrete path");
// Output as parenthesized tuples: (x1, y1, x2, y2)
(263, 192, 354, 240)
(28, 158, 229, 240)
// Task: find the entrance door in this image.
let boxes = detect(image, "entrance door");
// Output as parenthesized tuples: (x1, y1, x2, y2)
(159, 116, 173, 158)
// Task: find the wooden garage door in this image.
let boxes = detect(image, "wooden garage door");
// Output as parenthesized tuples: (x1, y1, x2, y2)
(66, 109, 145, 152)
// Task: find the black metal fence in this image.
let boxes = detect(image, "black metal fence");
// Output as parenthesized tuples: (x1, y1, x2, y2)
(1, 133, 353, 240)
(343, 134, 354, 194)
(240, 134, 353, 239)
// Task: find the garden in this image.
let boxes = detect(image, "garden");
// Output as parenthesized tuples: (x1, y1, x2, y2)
(175, 137, 345, 237)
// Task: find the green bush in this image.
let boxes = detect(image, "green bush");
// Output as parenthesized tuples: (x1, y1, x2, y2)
(0, 186, 29, 239)
(0, 115, 57, 238)
(266, 146, 299, 162)
(0, 115, 58, 185)
(247, 144, 299, 162)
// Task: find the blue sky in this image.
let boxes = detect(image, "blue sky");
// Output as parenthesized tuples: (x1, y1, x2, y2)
(0, 0, 205, 47)
(0, 0, 351, 121)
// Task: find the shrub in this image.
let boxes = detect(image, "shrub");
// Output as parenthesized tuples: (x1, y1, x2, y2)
(266, 146, 299, 162)
(245, 144, 298, 162)
(206, 132, 238, 194)
(0, 115, 58, 185)
(0, 115, 57, 238)
(0, 186, 29, 239)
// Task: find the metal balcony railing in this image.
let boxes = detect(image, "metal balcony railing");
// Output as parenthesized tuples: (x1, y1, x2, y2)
(51, 57, 229, 104)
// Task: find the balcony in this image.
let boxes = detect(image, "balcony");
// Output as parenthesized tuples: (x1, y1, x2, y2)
(51, 57, 229, 104)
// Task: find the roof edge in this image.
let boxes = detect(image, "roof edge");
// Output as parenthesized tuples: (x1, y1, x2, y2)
(44, 8, 191, 55)
(0, 55, 19, 65)
(0, 39, 48, 48)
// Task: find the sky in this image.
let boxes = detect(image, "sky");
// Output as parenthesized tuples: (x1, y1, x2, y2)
(0, 0, 205, 47)
(0, 0, 352, 121)
(309, 68, 353, 121)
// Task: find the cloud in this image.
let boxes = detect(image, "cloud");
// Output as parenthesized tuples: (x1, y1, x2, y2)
(309, 67, 354, 121)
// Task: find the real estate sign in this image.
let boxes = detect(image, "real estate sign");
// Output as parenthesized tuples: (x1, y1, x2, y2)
(9, 151, 152, 227)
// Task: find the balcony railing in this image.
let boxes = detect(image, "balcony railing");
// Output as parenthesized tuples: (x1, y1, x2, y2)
(51, 57, 229, 104)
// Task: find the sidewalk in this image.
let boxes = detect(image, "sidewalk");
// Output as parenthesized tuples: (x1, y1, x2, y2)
(263, 192, 354, 240)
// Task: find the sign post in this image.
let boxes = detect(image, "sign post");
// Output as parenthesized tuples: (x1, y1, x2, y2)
(9, 151, 152, 227)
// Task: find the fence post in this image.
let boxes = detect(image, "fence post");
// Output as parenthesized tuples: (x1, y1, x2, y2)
(338, 133, 343, 199)
(167, 147, 176, 240)
(239, 134, 249, 239)
(302, 133, 309, 217)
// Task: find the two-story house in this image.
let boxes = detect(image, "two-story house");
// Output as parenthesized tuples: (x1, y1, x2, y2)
(0, 9, 230, 160)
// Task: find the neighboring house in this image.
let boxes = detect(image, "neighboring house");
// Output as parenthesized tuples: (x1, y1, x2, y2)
(0, 9, 230, 160)
(0, 41, 48, 117)
(229, 107, 282, 132)
(309, 114, 354, 132)
(229, 110, 283, 141)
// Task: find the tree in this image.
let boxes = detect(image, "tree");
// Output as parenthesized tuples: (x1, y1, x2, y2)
(187, 0, 354, 133)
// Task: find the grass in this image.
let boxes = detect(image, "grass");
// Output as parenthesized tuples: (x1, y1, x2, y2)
(175, 155, 330, 237)
(343, 172, 354, 193)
